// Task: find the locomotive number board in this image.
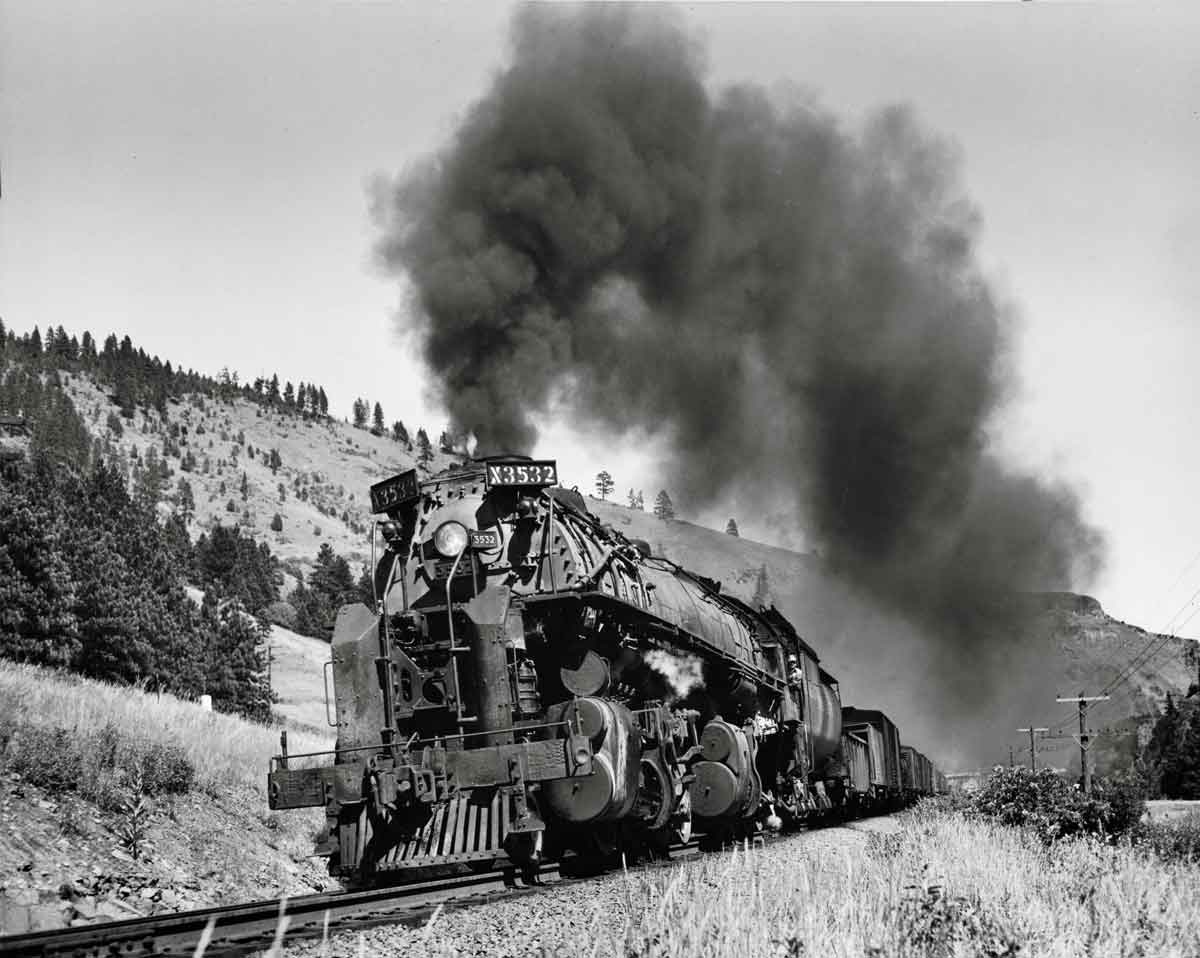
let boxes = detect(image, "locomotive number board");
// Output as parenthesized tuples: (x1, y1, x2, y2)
(369, 469, 420, 514)
(469, 529, 501, 550)
(484, 460, 557, 488)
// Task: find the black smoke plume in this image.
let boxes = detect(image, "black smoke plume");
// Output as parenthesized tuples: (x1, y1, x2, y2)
(377, 6, 1104, 648)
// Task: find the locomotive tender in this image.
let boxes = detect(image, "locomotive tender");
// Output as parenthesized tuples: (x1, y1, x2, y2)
(268, 458, 942, 882)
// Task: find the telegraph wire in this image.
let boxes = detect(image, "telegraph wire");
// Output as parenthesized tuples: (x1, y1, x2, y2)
(1025, 549, 1200, 743)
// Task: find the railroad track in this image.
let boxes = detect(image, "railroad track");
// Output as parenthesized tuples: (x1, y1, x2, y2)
(0, 863, 561, 958)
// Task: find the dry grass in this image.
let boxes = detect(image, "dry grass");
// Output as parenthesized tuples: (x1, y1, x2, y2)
(570, 811, 1196, 958)
(0, 660, 333, 795)
(299, 810, 1197, 957)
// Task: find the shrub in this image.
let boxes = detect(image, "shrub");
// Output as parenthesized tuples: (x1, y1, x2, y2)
(136, 739, 194, 796)
(968, 766, 1143, 844)
(7, 726, 81, 793)
(2, 722, 193, 809)
(871, 884, 1021, 958)
(263, 599, 297, 630)
(1133, 814, 1200, 864)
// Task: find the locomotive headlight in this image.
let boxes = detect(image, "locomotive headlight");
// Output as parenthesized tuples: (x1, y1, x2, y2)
(432, 520, 469, 558)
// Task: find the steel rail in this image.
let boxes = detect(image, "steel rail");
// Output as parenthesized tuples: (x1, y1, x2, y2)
(0, 862, 559, 958)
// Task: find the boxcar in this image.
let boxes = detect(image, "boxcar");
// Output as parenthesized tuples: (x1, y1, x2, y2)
(842, 707, 903, 809)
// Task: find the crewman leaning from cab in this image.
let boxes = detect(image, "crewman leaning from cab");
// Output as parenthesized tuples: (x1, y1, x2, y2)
(787, 654, 803, 687)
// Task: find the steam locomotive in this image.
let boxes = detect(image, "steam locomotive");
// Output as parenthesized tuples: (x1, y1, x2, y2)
(268, 457, 944, 883)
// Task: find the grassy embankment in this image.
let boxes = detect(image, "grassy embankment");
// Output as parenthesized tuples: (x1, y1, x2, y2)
(592, 810, 1198, 958)
(0, 659, 335, 903)
(0, 660, 332, 796)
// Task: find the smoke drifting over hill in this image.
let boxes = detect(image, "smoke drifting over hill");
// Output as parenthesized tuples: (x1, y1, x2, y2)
(377, 6, 1104, 645)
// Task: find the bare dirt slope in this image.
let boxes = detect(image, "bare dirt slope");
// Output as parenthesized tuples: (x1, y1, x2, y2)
(269, 624, 336, 734)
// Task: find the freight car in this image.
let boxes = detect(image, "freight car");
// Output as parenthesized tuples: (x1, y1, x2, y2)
(900, 745, 936, 800)
(268, 458, 860, 883)
(841, 707, 904, 811)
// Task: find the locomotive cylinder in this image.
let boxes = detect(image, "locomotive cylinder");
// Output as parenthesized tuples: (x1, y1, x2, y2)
(689, 718, 761, 819)
(544, 697, 641, 824)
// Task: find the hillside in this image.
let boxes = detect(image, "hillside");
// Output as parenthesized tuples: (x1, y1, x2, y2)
(41, 364, 1200, 772)
(60, 372, 456, 585)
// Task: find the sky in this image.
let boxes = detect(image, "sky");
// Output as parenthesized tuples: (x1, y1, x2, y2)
(3, 1, 1200, 637)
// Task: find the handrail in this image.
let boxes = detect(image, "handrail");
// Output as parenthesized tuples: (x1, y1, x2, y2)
(322, 661, 337, 727)
(270, 719, 577, 767)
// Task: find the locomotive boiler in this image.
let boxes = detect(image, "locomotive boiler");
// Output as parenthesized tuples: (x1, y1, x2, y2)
(267, 457, 847, 882)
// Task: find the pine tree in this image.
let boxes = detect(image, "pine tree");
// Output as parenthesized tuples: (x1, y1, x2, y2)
(0, 468, 79, 666)
(193, 524, 279, 613)
(595, 470, 614, 501)
(726, 518, 739, 537)
(318, 387, 328, 416)
(240, 470, 249, 501)
(1179, 704, 1200, 799)
(392, 421, 409, 446)
(201, 600, 272, 721)
(372, 402, 385, 436)
(416, 428, 434, 467)
(175, 477, 195, 524)
(283, 381, 295, 408)
(353, 398, 368, 429)
(268, 448, 282, 475)
(627, 488, 639, 509)
(289, 543, 359, 640)
(1146, 694, 1184, 798)
(136, 445, 165, 507)
(653, 490, 675, 520)
(268, 374, 281, 404)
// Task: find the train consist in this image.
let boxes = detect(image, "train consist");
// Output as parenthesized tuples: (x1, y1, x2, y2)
(268, 457, 945, 883)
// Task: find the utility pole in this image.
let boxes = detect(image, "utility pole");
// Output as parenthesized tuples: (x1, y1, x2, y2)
(1056, 693, 1110, 795)
(1016, 727, 1048, 771)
